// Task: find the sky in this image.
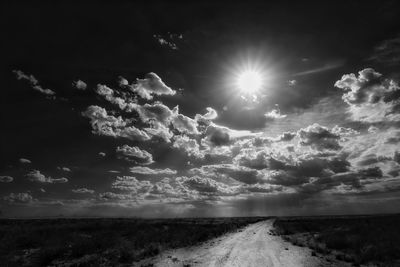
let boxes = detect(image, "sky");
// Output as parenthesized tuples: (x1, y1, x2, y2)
(1, 1, 400, 218)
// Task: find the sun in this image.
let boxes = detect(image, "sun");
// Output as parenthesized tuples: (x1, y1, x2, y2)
(236, 70, 263, 93)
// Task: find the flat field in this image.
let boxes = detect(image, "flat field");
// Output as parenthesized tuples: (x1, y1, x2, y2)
(0, 217, 267, 266)
(272, 214, 400, 266)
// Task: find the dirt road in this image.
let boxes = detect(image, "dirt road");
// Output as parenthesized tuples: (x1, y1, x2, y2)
(136, 220, 344, 267)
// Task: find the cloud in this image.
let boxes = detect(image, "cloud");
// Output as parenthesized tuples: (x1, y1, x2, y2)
(82, 105, 151, 141)
(116, 144, 154, 165)
(189, 164, 263, 185)
(297, 123, 341, 150)
(153, 34, 179, 50)
(244, 184, 283, 193)
(135, 102, 174, 124)
(99, 152, 106, 157)
(72, 188, 95, 194)
(72, 80, 87, 90)
(276, 131, 296, 142)
(177, 176, 239, 196)
(265, 109, 287, 120)
(0, 176, 13, 183)
(369, 36, 400, 65)
(195, 107, 218, 121)
(13, 70, 55, 96)
(96, 84, 130, 110)
(58, 167, 71, 172)
(26, 170, 68, 183)
(292, 60, 345, 76)
(172, 135, 202, 158)
(129, 166, 177, 175)
(99, 192, 132, 200)
(118, 76, 129, 86)
(32, 85, 56, 96)
(4, 192, 34, 203)
(202, 123, 256, 147)
(13, 70, 38, 84)
(143, 121, 173, 143)
(111, 176, 152, 192)
(335, 68, 400, 122)
(19, 158, 31, 164)
(171, 113, 199, 135)
(130, 72, 176, 100)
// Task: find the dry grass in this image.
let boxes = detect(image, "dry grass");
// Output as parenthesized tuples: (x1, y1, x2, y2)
(273, 214, 400, 266)
(0, 217, 267, 266)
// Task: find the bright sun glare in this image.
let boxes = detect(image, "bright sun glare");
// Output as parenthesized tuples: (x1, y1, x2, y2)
(237, 70, 263, 93)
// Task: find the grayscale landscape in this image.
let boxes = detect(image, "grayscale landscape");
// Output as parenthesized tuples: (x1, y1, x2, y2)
(2, 1, 400, 266)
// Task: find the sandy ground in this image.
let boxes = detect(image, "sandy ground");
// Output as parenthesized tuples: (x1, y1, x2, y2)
(135, 220, 348, 267)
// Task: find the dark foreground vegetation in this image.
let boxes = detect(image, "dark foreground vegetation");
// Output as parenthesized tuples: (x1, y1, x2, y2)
(0, 217, 266, 266)
(273, 214, 400, 266)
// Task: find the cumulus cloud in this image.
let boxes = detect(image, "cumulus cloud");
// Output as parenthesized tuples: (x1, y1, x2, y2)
(177, 176, 239, 196)
(13, 70, 55, 96)
(297, 123, 341, 150)
(130, 72, 176, 100)
(189, 164, 263, 184)
(82, 105, 150, 141)
(276, 131, 296, 142)
(172, 135, 202, 158)
(117, 76, 129, 86)
(144, 121, 173, 142)
(19, 158, 31, 164)
(0, 176, 13, 183)
(171, 113, 199, 135)
(129, 166, 177, 175)
(4, 192, 34, 203)
(195, 107, 218, 121)
(96, 84, 131, 110)
(26, 170, 68, 184)
(116, 144, 154, 165)
(202, 123, 256, 147)
(72, 188, 95, 194)
(111, 176, 152, 192)
(72, 80, 87, 90)
(264, 106, 287, 120)
(135, 102, 174, 124)
(335, 68, 400, 122)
